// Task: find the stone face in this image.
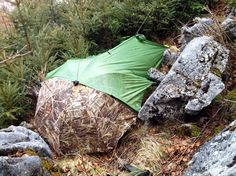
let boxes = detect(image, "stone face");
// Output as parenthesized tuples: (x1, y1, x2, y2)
(180, 18, 214, 50)
(148, 68, 166, 83)
(185, 73, 225, 114)
(180, 13, 236, 44)
(0, 156, 44, 176)
(221, 10, 236, 40)
(138, 36, 229, 121)
(0, 126, 52, 157)
(162, 49, 179, 66)
(184, 120, 236, 176)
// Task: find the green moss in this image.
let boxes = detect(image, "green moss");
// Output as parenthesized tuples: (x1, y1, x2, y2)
(24, 149, 61, 175)
(190, 124, 201, 137)
(42, 159, 53, 171)
(210, 67, 222, 78)
(25, 149, 38, 156)
(176, 124, 201, 137)
(214, 95, 224, 103)
(214, 126, 225, 135)
(41, 159, 61, 176)
(228, 104, 236, 121)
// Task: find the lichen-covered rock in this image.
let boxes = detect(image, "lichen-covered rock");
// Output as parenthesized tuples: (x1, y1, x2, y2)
(0, 126, 51, 157)
(0, 156, 46, 176)
(221, 10, 236, 40)
(180, 18, 214, 50)
(184, 120, 236, 176)
(35, 78, 137, 155)
(138, 36, 229, 121)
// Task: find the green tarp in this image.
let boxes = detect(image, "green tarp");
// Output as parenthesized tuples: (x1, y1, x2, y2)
(46, 35, 166, 111)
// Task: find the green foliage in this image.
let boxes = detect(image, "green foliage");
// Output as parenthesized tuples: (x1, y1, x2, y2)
(225, 89, 236, 120)
(226, 0, 236, 8)
(0, 82, 26, 128)
(82, 0, 217, 52)
(0, 48, 29, 128)
(5, 0, 217, 56)
(171, 0, 217, 21)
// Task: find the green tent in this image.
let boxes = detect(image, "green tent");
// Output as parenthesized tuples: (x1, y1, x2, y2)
(46, 35, 166, 111)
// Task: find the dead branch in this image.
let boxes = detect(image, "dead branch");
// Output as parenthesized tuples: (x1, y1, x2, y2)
(0, 49, 32, 65)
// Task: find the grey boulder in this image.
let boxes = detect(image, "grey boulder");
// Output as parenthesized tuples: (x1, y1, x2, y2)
(138, 36, 229, 121)
(0, 125, 51, 157)
(0, 126, 52, 176)
(221, 10, 236, 40)
(0, 156, 46, 176)
(148, 68, 166, 83)
(184, 120, 236, 176)
(180, 18, 214, 50)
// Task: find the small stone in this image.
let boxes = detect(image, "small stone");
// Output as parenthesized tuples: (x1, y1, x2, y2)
(148, 68, 166, 83)
(162, 48, 179, 66)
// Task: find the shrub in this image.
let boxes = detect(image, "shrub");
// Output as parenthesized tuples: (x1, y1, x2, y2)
(226, 0, 236, 8)
(0, 82, 27, 128)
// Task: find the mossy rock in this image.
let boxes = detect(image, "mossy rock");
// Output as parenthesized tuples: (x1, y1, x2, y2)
(25, 149, 61, 175)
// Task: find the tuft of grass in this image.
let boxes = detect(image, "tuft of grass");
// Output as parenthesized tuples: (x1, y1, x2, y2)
(133, 136, 164, 174)
(115, 122, 170, 175)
